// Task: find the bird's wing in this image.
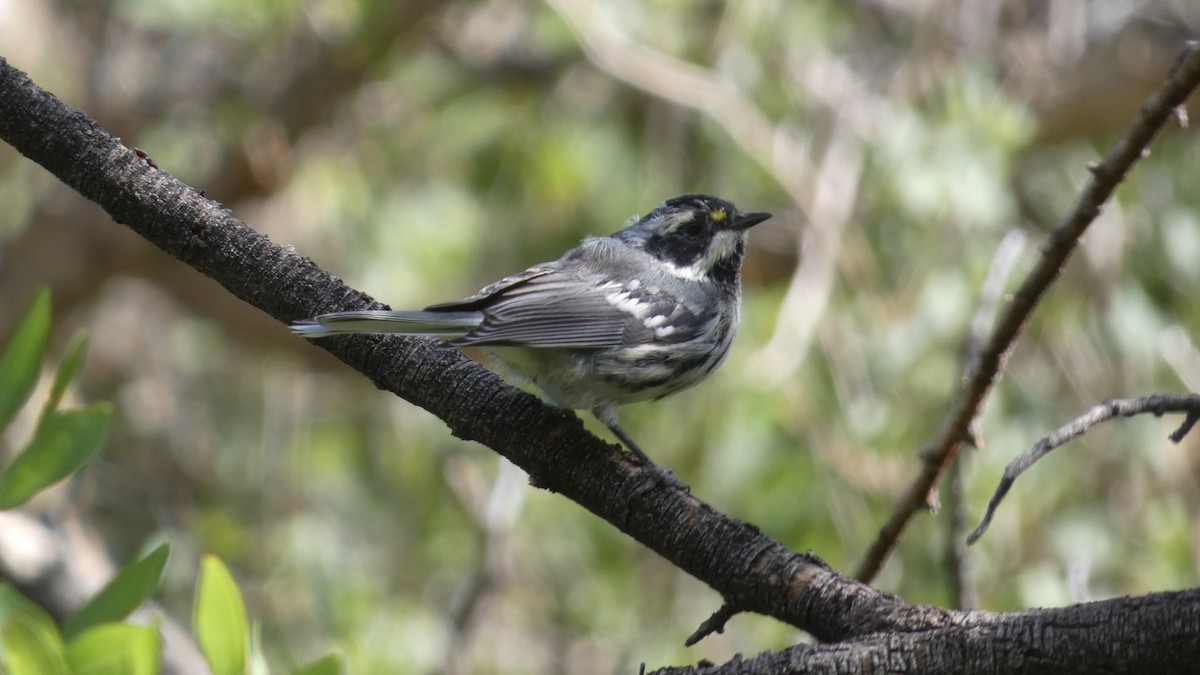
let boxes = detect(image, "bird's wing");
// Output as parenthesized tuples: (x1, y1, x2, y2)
(448, 271, 632, 347)
(424, 263, 558, 312)
(432, 238, 712, 349)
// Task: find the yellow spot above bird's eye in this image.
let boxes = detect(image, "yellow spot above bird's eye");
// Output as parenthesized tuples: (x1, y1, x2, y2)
(710, 209, 727, 222)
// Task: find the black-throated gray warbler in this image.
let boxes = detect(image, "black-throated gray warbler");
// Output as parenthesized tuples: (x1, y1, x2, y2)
(292, 194, 771, 478)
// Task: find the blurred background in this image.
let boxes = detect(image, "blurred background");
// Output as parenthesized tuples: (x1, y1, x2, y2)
(2, 0, 1200, 672)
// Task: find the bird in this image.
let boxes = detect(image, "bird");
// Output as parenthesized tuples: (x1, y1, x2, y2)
(291, 194, 771, 482)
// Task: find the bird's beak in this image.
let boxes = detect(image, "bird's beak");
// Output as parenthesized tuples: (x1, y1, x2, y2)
(732, 211, 772, 231)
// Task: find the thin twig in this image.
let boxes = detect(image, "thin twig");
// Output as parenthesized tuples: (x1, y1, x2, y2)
(964, 230, 1028, 376)
(944, 234, 1024, 605)
(968, 394, 1200, 544)
(685, 603, 738, 647)
(943, 230, 1024, 606)
(943, 452, 975, 609)
(443, 460, 526, 674)
(855, 40, 1200, 583)
(963, 229, 1028, 449)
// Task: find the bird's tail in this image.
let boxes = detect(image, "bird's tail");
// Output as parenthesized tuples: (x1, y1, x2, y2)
(290, 310, 482, 339)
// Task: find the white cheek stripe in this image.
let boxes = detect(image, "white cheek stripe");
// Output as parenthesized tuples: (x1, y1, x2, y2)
(661, 230, 742, 280)
(661, 261, 706, 280)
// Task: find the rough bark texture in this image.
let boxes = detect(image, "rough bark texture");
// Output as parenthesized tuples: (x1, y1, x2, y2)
(2, 56, 1199, 673)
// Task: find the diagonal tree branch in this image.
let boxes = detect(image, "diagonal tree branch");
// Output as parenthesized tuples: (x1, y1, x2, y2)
(0, 54, 915, 646)
(660, 588, 1200, 674)
(854, 40, 1200, 583)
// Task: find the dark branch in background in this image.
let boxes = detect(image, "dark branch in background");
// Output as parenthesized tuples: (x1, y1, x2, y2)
(968, 394, 1200, 544)
(854, 40, 1200, 584)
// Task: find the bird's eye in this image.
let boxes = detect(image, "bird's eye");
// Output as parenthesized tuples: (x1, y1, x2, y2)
(677, 219, 703, 237)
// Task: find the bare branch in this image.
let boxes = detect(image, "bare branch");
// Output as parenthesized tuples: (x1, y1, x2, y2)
(685, 603, 738, 647)
(654, 589, 1200, 675)
(0, 53, 912, 650)
(968, 394, 1200, 544)
(942, 453, 975, 609)
(965, 230, 1028, 376)
(854, 40, 1200, 583)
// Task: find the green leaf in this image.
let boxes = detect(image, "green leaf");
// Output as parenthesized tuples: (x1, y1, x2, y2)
(194, 555, 248, 675)
(293, 653, 342, 675)
(0, 288, 50, 431)
(0, 584, 69, 675)
(63, 543, 170, 640)
(0, 403, 114, 509)
(39, 335, 89, 424)
(66, 623, 160, 675)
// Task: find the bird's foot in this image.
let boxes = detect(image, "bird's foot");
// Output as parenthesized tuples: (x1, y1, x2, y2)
(620, 440, 689, 491)
(601, 418, 690, 491)
(644, 464, 689, 491)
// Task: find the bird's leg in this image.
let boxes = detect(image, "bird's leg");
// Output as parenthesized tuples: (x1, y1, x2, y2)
(605, 421, 654, 466)
(599, 417, 689, 491)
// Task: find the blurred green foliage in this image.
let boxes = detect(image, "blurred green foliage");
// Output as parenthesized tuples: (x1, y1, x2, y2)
(0, 290, 113, 510)
(0, 294, 338, 674)
(2, 0, 1199, 672)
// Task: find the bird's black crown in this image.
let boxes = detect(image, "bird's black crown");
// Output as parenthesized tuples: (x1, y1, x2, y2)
(615, 194, 771, 283)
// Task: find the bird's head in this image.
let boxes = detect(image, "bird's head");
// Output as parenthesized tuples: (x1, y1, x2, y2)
(615, 194, 772, 286)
